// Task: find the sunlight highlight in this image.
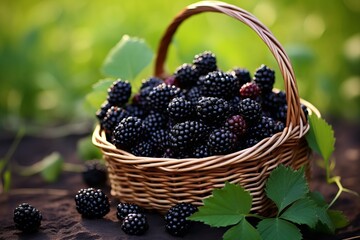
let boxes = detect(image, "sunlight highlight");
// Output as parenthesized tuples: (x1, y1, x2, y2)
(303, 14, 325, 39)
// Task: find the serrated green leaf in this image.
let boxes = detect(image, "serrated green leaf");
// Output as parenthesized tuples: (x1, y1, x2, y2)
(223, 216, 261, 240)
(40, 152, 64, 183)
(328, 210, 349, 229)
(257, 218, 302, 240)
(188, 182, 252, 227)
(308, 191, 328, 208)
(77, 136, 102, 161)
(280, 198, 318, 228)
(266, 165, 309, 213)
(313, 206, 335, 234)
(85, 78, 114, 109)
(305, 114, 335, 162)
(102, 35, 153, 80)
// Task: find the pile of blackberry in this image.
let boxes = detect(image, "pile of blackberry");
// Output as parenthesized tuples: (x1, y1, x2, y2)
(96, 51, 307, 158)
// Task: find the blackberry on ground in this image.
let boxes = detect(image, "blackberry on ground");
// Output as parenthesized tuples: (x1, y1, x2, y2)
(167, 97, 194, 122)
(239, 98, 262, 122)
(185, 86, 203, 105)
(192, 144, 212, 158)
(199, 70, 239, 99)
(130, 140, 155, 157)
(207, 128, 238, 155)
(96, 101, 112, 122)
(196, 97, 230, 125)
(146, 83, 182, 112)
(75, 188, 110, 218)
(230, 67, 251, 87)
(13, 203, 42, 233)
(112, 116, 144, 150)
(82, 160, 107, 187)
(101, 106, 129, 134)
(117, 203, 144, 221)
(254, 65, 275, 94)
(239, 82, 261, 100)
(193, 51, 217, 76)
(142, 111, 168, 134)
(121, 213, 149, 235)
(169, 121, 208, 150)
(165, 202, 198, 237)
(224, 115, 247, 136)
(107, 79, 132, 106)
(174, 63, 199, 89)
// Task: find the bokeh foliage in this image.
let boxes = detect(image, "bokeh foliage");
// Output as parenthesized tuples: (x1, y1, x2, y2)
(0, 0, 359, 131)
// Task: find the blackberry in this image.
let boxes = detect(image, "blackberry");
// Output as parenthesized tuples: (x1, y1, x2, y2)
(244, 137, 259, 148)
(130, 140, 155, 157)
(147, 83, 182, 112)
(124, 104, 147, 119)
(75, 188, 110, 218)
(142, 111, 168, 134)
(101, 106, 129, 134)
(199, 70, 239, 99)
(169, 121, 208, 150)
(167, 97, 194, 122)
(239, 98, 262, 122)
(249, 116, 278, 139)
(193, 51, 217, 76)
(96, 101, 112, 122)
(192, 144, 212, 158)
(165, 202, 198, 237)
(228, 96, 242, 115)
(140, 77, 163, 89)
(121, 213, 149, 235)
(276, 104, 287, 123)
(13, 203, 42, 233)
(150, 129, 170, 153)
(174, 63, 199, 89)
(239, 82, 261, 100)
(196, 97, 230, 125)
(274, 121, 285, 133)
(207, 128, 238, 155)
(112, 116, 144, 150)
(224, 115, 247, 136)
(301, 104, 309, 119)
(185, 86, 203, 105)
(82, 160, 107, 187)
(107, 79, 132, 106)
(117, 203, 144, 221)
(231, 67, 251, 86)
(254, 65, 275, 93)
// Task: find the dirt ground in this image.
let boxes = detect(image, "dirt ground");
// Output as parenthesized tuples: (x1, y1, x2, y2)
(0, 117, 359, 239)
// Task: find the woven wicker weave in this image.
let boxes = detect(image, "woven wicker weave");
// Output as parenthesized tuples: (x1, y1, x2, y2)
(92, 1, 320, 215)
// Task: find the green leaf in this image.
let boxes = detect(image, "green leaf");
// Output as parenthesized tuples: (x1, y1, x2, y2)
(223, 216, 261, 240)
(85, 78, 114, 109)
(266, 165, 309, 213)
(313, 206, 335, 234)
(328, 210, 349, 229)
(3, 169, 11, 192)
(39, 152, 64, 183)
(102, 35, 153, 80)
(308, 191, 328, 208)
(280, 198, 318, 228)
(188, 182, 252, 227)
(305, 114, 335, 162)
(77, 136, 102, 161)
(257, 218, 302, 240)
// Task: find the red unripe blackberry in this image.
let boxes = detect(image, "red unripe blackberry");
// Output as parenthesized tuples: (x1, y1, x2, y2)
(224, 115, 247, 136)
(239, 82, 261, 100)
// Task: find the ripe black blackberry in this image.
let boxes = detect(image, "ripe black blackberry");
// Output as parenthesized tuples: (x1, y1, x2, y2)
(192, 144, 212, 158)
(101, 106, 129, 134)
(140, 77, 163, 90)
(117, 203, 144, 221)
(167, 97, 194, 122)
(196, 97, 230, 125)
(174, 63, 199, 89)
(254, 64, 275, 94)
(112, 116, 144, 150)
(82, 160, 107, 187)
(169, 121, 208, 150)
(121, 213, 149, 235)
(199, 70, 239, 99)
(130, 140, 155, 157)
(239, 82, 261, 100)
(239, 98, 262, 122)
(185, 86, 203, 105)
(146, 83, 182, 112)
(244, 137, 259, 148)
(165, 202, 198, 237)
(249, 116, 279, 139)
(224, 115, 247, 136)
(96, 101, 112, 122)
(228, 96, 242, 115)
(150, 129, 170, 155)
(107, 79, 132, 106)
(124, 104, 147, 119)
(142, 111, 168, 134)
(231, 67, 251, 87)
(75, 188, 110, 218)
(13, 203, 42, 233)
(193, 51, 217, 76)
(207, 128, 238, 155)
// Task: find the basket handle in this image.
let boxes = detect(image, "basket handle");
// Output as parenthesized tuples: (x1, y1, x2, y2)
(154, 1, 306, 127)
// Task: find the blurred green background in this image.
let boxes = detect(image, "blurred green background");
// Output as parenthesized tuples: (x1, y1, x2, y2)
(1, 0, 359, 133)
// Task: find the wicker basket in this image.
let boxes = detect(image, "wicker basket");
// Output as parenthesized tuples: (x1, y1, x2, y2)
(92, 1, 320, 215)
